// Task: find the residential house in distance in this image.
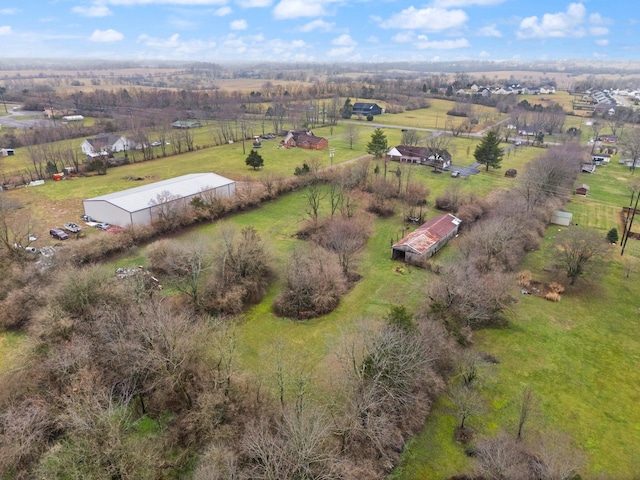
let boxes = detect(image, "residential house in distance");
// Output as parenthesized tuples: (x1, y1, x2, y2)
(391, 213, 461, 263)
(352, 102, 383, 116)
(387, 145, 452, 170)
(81, 134, 135, 156)
(280, 130, 328, 150)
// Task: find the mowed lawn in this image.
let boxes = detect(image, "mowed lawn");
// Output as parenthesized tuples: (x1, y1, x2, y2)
(5, 107, 640, 478)
(393, 163, 640, 479)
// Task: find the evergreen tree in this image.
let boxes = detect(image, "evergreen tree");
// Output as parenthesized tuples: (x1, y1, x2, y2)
(607, 228, 619, 243)
(366, 128, 388, 158)
(245, 150, 264, 170)
(340, 98, 353, 119)
(474, 129, 504, 172)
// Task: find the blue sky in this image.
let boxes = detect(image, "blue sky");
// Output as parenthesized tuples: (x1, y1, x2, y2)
(1, 0, 637, 62)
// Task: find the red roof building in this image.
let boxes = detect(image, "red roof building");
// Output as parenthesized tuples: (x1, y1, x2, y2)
(281, 130, 328, 150)
(392, 213, 461, 263)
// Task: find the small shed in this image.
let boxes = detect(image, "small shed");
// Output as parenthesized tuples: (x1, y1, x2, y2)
(505, 168, 517, 178)
(575, 184, 590, 196)
(550, 211, 573, 226)
(592, 153, 610, 165)
(581, 164, 596, 174)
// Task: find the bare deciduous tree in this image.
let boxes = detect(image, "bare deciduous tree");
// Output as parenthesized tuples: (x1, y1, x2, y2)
(273, 245, 346, 319)
(400, 129, 421, 146)
(317, 215, 371, 276)
(303, 183, 327, 225)
(345, 123, 359, 149)
(475, 433, 534, 480)
(554, 227, 606, 285)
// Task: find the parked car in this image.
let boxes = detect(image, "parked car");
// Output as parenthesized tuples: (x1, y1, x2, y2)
(95, 223, 111, 231)
(50, 228, 69, 240)
(80, 214, 96, 222)
(64, 222, 82, 233)
(24, 246, 38, 253)
(151, 141, 162, 147)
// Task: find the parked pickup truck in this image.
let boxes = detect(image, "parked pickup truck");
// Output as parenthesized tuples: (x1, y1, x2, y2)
(64, 222, 82, 233)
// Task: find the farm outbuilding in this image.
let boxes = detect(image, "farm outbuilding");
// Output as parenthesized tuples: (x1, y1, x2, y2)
(391, 213, 461, 263)
(575, 184, 590, 196)
(550, 211, 573, 226)
(83, 173, 236, 228)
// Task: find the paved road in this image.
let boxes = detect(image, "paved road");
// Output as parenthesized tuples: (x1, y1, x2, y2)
(0, 108, 54, 129)
(448, 162, 481, 178)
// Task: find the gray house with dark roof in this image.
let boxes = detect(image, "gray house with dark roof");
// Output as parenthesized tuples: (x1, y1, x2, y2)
(352, 102, 383, 116)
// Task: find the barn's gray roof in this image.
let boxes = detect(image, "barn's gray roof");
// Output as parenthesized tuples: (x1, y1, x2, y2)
(84, 173, 235, 213)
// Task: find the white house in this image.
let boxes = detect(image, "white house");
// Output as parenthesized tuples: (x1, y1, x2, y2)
(82, 173, 236, 227)
(81, 134, 135, 156)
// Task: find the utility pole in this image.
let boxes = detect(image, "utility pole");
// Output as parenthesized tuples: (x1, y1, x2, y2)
(621, 187, 640, 256)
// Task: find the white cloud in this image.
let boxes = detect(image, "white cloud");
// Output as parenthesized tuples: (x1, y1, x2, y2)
(413, 35, 470, 49)
(392, 32, 415, 43)
(479, 50, 490, 57)
(298, 19, 334, 32)
(517, 2, 595, 39)
(72, 5, 113, 17)
(88, 29, 123, 42)
(230, 19, 247, 29)
(0, 26, 11, 35)
(214, 6, 232, 15)
(138, 33, 181, 47)
(138, 33, 217, 54)
(107, 0, 227, 5)
(273, 0, 329, 19)
(332, 34, 356, 47)
(380, 6, 468, 32)
(433, 0, 503, 5)
(478, 24, 501, 37)
(367, 35, 379, 43)
(589, 26, 609, 36)
(328, 46, 354, 57)
(595, 38, 609, 46)
(0, 8, 20, 14)
(170, 18, 198, 29)
(236, 0, 272, 6)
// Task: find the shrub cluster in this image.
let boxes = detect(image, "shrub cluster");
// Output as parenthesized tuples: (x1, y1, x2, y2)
(428, 144, 586, 337)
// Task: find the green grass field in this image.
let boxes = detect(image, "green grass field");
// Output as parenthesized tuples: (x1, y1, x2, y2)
(393, 233, 640, 479)
(3, 103, 640, 478)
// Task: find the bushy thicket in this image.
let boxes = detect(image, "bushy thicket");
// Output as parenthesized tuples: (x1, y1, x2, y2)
(428, 144, 586, 338)
(274, 245, 347, 319)
(0, 253, 459, 479)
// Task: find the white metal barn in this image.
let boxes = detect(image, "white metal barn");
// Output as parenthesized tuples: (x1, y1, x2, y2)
(83, 173, 236, 227)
